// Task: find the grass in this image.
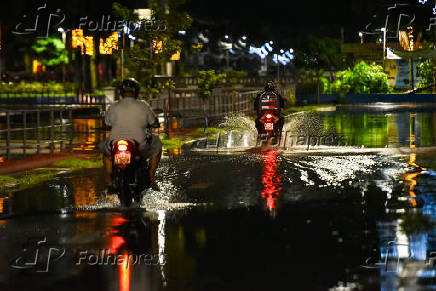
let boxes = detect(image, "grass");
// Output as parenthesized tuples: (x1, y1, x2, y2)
(158, 127, 224, 150)
(0, 158, 103, 195)
(282, 105, 335, 115)
(0, 175, 18, 185)
(0, 170, 57, 195)
(160, 136, 185, 150)
(51, 158, 102, 170)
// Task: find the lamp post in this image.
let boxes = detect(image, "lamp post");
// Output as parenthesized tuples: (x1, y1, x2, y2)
(381, 27, 387, 60)
(58, 27, 67, 82)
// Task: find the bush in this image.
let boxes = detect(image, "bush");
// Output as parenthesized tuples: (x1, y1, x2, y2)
(0, 81, 76, 93)
(329, 61, 393, 94)
(196, 70, 226, 99)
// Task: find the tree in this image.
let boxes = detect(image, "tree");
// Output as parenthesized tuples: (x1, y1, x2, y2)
(31, 38, 68, 67)
(112, 1, 192, 94)
(295, 36, 352, 102)
(197, 70, 225, 99)
(196, 70, 225, 128)
(417, 59, 436, 92)
(330, 61, 393, 94)
(225, 70, 248, 112)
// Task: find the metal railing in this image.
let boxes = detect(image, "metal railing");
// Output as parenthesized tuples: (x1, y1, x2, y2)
(148, 90, 256, 119)
(0, 107, 104, 160)
(0, 92, 106, 106)
(154, 76, 294, 87)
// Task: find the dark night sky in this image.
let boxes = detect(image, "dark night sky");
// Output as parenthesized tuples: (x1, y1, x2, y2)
(0, 0, 430, 46)
(184, 0, 430, 46)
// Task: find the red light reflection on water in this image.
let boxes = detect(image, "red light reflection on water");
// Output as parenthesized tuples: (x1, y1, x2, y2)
(107, 216, 130, 291)
(261, 151, 282, 210)
(119, 253, 130, 291)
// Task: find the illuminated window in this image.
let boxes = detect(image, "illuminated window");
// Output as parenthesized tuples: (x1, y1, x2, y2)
(153, 40, 163, 54)
(99, 32, 119, 55)
(72, 29, 94, 56)
(170, 51, 181, 61)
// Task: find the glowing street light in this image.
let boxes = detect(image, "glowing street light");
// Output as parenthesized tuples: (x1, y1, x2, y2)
(380, 27, 387, 60)
(57, 27, 66, 45)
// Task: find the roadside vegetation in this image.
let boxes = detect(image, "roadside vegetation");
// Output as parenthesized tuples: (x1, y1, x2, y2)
(0, 157, 102, 195)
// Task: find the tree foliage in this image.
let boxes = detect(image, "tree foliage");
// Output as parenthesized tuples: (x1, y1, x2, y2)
(31, 38, 68, 67)
(224, 70, 248, 85)
(417, 59, 436, 91)
(329, 61, 393, 94)
(196, 70, 225, 99)
(295, 36, 350, 71)
(112, 1, 192, 92)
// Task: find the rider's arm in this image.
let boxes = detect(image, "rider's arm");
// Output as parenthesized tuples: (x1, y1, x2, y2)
(149, 117, 160, 128)
(104, 105, 113, 130)
(142, 101, 159, 129)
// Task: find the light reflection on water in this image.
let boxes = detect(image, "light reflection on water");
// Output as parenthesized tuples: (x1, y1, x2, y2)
(1, 106, 436, 290)
(374, 150, 436, 290)
(261, 151, 282, 214)
(322, 109, 436, 148)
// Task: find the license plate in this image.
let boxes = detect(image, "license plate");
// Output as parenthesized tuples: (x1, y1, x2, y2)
(114, 152, 131, 165)
(264, 123, 274, 131)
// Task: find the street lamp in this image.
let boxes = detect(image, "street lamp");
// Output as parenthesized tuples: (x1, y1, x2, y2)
(58, 27, 67, 82)
(380, 27, 387, 61)
(218, 35, 232, 70)
(358, 32, 363, 44)
(58, 27, 66, 45)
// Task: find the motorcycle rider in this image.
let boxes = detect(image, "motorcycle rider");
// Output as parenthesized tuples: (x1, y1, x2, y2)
(99, 78, 162, 192)
(254, 81, 285, 135)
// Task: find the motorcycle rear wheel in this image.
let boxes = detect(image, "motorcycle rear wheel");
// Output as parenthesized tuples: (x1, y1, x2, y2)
(115, 171, 133, 207)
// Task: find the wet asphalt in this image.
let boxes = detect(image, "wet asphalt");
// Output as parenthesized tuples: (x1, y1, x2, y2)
(0, 148, 425, 291)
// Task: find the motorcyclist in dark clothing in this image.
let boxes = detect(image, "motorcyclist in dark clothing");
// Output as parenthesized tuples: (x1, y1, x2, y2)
(254, 81, 285, 135)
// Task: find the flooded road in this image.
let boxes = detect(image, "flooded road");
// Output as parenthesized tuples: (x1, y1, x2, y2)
(1, 149, 433, 290)
(1, 104, 436, 290)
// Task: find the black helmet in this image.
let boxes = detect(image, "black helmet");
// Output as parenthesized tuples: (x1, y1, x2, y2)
(264, 81, 276, 92)
(120, 78, 140, 97)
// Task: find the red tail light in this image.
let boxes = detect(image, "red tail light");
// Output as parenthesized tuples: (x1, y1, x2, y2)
(117, 140, 128, 152)
(266, 114, 272, 119)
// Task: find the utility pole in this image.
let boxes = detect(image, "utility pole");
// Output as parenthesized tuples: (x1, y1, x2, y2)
(409, 57, 414, 91)
(381, 27, 386, 68)
(121, 30, 125, 81)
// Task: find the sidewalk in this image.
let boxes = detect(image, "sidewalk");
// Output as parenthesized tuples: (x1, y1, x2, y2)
(0, 151, 98, 175)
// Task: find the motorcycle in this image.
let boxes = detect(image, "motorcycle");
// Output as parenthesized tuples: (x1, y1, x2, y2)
(111, 139, 150, 207)
(257, 111, 281, 145)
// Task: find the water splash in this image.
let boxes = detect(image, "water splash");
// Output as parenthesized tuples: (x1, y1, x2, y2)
(227, 131, 233, 148)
